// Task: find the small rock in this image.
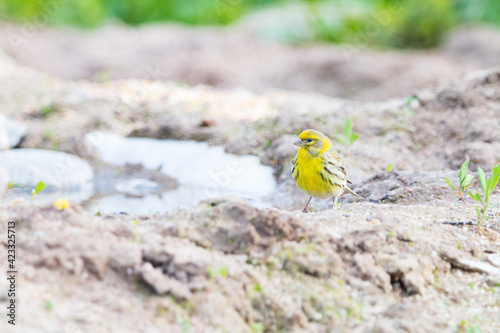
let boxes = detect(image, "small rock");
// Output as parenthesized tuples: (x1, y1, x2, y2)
(400, 271, 425, 295)
(377, 254, 424, 295)
(82, 252, 108, 279)
(454, 258, 500, 276)
(354, 253, 392, 292)
(140, 262, 192, 299)
(0, 115, 26, 149)
(109, 242, 142, 270)
(487, 253, 500, 268)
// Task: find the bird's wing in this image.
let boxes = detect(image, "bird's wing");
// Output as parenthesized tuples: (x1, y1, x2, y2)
(324, 148, 357, 187)
(322, 151, 348, 184)
(325, 149, 347, 174)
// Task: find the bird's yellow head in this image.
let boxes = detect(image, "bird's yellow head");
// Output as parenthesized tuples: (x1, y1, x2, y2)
(294, 129, 332, 155)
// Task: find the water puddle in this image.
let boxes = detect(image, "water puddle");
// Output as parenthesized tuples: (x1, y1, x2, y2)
(84, 132, 277, 214)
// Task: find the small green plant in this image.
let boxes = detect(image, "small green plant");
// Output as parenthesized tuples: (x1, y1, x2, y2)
(208, 266, 228, 279)
(403, 95, 417, 116)
(385, 164, 394, 172)
(468, 163, 500, 232)
(253, 284, 263, 293)
(43, 129, 59, 150)
(264, 138, 272, 148)
(446, 159, 474, 205)
(31, 181, 46, 200)
(40, 104, 56, 117)
(44, 301, 54, 310)
(177, 317, 190, 333)
(336, 118, 360, 146)
(250, 322, 265, 333)
(336, 118, 360, 158)
(457, 320, 484, 333)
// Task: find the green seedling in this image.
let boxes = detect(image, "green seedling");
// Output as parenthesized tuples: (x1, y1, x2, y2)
(31, 181, 46, 200)
(44, 301, 54, 310)
(177, 317, 190, 333)
(336, 118, 360, 146)
(336, 118, 360, 158)
(446, 159, 474, 205)
(250, 323, 265, 333)
(43, 129, 59, 151)
(208, 266, 228, 279)
(468, 163, 500, 233)
(41, 105, 55, 117)
(457, 320, 484, 333)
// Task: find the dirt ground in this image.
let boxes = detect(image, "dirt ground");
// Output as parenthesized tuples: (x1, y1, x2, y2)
(1, 23, 499, 102)
(0, 22, 500, 333)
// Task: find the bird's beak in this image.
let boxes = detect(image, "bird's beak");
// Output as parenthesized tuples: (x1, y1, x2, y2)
(294, 140, 303, 147)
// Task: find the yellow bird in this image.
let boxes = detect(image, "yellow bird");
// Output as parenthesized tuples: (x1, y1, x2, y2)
(292, 129, 361, 212)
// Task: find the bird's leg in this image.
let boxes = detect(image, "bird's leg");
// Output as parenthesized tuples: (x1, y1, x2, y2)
(302, 197, 312, 213)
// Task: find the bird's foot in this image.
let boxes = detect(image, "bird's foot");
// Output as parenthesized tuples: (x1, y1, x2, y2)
(302, 209, 309, 213)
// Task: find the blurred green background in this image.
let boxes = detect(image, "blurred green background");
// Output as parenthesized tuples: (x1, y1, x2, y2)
(0, 0, 499, 48)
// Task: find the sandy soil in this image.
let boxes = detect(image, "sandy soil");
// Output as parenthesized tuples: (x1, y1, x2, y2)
(0, 22, 499, 333)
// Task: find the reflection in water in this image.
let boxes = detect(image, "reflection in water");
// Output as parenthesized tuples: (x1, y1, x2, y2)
(0, 148, 95, 203)
(85, 132, 276, 213)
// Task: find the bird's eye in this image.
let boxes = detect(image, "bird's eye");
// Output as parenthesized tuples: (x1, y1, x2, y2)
(307, 138, 313, 142)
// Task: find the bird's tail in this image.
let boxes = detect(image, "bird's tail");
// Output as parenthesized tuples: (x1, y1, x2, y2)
(344, 186, 363, 199)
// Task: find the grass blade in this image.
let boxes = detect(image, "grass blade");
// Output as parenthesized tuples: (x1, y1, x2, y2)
(462, 174, 474, 188)
(477, 167, 487, 194)
(345, 118, 352, 137)
(488, 163, 500, 196)
(350, 133, 360, 145)
(445, 178, 456, 190)
(459, 159, 469, 184)
(336, 135, 347, 145)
